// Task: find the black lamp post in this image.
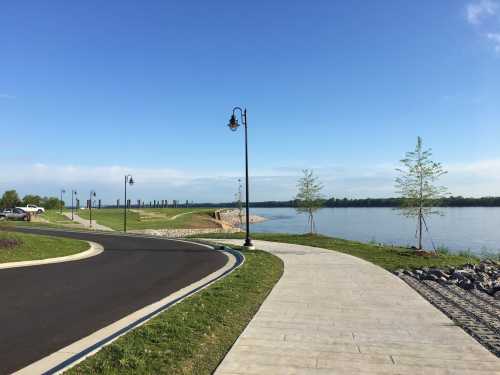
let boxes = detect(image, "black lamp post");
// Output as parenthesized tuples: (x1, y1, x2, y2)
(124, 175, 134, 232)
(89, 190, 96, 229)
(60, 189, 66, 214)
(227, 107, 254, 249)
(71, 190, 77, 220)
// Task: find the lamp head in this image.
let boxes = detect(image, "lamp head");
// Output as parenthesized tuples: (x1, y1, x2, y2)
(129, 176, 135, 186)
(228, 114, 239, 131)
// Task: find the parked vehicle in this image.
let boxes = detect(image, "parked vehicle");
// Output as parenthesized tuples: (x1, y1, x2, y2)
(1, 208, 29, 221)
(0, 209, 13, 216)
(15, 204, 45, 214)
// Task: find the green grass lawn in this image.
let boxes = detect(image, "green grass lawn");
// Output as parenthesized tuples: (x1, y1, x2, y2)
(0, 230, 89, 263)
(0, 209, 85, 230)
(196, 232, 479, 271)
(75, 208, 220, 231)
(67, 248, 283, 374)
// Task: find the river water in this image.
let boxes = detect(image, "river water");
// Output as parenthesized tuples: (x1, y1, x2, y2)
(249, 207, 500, 255)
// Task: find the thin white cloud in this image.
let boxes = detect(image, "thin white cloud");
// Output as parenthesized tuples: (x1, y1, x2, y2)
(466, 1, 500, 53)
(486, 32, 500, 51)
(446, 159, 500, 177)
(1, 160, 499, 203)
(467, 0, 498, 25)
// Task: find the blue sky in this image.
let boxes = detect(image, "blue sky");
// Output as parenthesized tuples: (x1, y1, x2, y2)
(1, 0, 500, 203)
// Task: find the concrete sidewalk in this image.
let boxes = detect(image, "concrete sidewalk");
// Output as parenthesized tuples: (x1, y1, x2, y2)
(62, 212, 113, 231)
(213, 240, 500, 375)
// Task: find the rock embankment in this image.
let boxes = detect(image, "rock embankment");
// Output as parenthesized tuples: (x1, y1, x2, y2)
(215, 209, 267, 227)
(396, 260, 500, 299)
(129, 227, 242, 238)
(398, 260, 500, 357)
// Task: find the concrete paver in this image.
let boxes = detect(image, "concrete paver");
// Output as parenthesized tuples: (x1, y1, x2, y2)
(211, 240, 500, 374)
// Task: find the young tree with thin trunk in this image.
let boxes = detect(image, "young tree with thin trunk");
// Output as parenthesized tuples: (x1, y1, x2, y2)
(395, 137, 448, 251)
(295, 169, 323, 234)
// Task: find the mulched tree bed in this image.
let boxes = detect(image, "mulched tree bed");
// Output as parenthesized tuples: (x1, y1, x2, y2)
(0, 238, 22, 249)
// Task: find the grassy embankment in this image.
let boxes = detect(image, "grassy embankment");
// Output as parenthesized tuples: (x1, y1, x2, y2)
(1, 208, 221, 232)
(67, 248, 283, 374)
(197, 232, 480, 271)
(0, 231, 89, 263)
(75, 208, 220, 231)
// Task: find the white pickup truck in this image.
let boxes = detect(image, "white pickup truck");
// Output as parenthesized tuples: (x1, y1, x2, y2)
(15, 204, 45, 214)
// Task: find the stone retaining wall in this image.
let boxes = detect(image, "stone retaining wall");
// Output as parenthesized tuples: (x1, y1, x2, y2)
(215, 209, 266, 226)
(129, 227, 242, 238)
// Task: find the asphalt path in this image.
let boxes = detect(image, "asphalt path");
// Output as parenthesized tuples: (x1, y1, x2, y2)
(0, 227, 227, 374)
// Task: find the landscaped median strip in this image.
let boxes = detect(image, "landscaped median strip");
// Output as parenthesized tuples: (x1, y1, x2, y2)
(14, 242, 247, 375)
(0, 241, 103, 270)
(0, 230, 93, 265)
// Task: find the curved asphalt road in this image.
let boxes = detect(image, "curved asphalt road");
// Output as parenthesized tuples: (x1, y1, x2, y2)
(0, 227, 227, 374)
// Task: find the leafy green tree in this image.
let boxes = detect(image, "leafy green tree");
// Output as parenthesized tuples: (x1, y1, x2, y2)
(41, 196, 64, 210)
(22, 194, 42, 206)
(295, 169, 323, 234)
(0, 190, 21, 208)
(395, 137, 448, 251)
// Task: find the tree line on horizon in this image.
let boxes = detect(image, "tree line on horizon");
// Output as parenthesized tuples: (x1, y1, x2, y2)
(0, 190, 63, 210)
(188, 195, 500, 208)
(2, 190, 499, 210)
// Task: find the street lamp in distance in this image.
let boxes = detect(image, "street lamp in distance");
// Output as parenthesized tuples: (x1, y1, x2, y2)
(60, 189, 66, 214)
(89, 190, 96, 229)
(124, 175, 134, 232)
(71, 190, 77, 220)
(227, 107, 254, 250)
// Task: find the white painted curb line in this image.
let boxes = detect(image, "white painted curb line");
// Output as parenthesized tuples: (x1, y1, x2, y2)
(14, 243, 243, 375)
(0, 242, 104, 270)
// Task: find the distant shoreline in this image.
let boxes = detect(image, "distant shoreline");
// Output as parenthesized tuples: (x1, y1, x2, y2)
(184, 196, 500, 209)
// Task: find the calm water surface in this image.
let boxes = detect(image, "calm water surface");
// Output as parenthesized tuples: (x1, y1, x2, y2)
(249, 207, 500, 255)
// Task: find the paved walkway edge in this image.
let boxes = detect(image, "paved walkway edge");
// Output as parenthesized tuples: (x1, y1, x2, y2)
(0, 241, 104, 270)
(207, 239, 499, 375)
(14, 242, 244, 375)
